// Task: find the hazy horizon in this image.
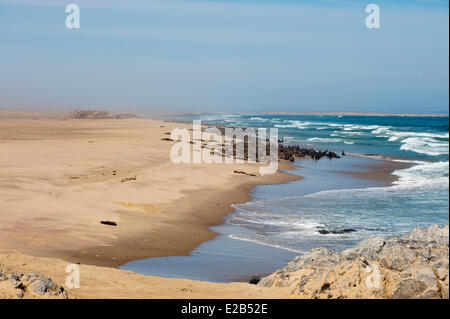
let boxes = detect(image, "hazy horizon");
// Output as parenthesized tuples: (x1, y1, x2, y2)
(1, 0, 448, 114)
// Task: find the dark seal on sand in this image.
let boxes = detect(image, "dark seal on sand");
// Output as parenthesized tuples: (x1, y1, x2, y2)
(317, 227, 356, 235)
(100, 221, 117, 226)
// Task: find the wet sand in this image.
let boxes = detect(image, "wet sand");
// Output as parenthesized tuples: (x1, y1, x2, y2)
(0, 116, 298, 269)
(334, 156, 414, 184)
(0, 114, 415, 298)
(0, 250, 295, 299)
(122, 154, 413, 283)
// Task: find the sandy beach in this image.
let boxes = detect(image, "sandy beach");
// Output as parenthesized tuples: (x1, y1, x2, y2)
(0, 112, 446, 299)
(1, 0, 447, 303)
(0, 115, 299, 265)
(0, 250, 295, 299)
(0, 114, 300, 298)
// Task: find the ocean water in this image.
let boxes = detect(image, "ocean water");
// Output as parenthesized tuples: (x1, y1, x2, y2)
(122, 114, 448, 282)
(176, 114, 449, 252)
(189, 114, 449, 162)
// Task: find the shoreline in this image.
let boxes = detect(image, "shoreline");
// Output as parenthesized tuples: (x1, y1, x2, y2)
(0, 117, 300, 269)
(335, 157, 414, 184)
(119, 154, 418, 283)
(0, 116, 416, 270)
(66, 160, 300, 268)
(1, 115, 446, 298)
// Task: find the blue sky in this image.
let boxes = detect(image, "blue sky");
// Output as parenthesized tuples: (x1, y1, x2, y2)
(0, 0, 448, 114)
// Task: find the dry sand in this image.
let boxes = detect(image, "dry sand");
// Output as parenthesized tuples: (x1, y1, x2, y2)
(0, 250, 294, 299)
(0, 116, 298, 298)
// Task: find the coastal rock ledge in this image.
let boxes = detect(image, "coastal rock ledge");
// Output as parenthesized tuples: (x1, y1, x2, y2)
(258, 224, 449, 299)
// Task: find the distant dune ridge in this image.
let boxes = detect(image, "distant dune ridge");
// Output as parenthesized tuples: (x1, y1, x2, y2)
(65, 109, 138, 120)
(0, 109, 138, 120)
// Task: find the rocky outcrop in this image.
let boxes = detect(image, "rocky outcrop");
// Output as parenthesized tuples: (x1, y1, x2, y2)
(65, 110, 137, 120)
(258, 224, 449, 299)
(0, 271, 68, 299)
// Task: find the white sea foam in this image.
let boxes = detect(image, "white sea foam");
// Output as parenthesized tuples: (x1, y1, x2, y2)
(304, 161, 449, 201)
(276, 120, 347, 130)
(228, 234, 304, 253)
(392, 161, 449, 187)
(366, 128, 449, 156)
(232, 216, 322, 230)
(388, 131, 449, 139)
(274, 120, 311, 129)
(400, 137, 449, 156)
(274, 124, 295, 128)
(318, 123, 450, 156)
(371, 126, 394, 134)
(307, 137, 343, 143)
(339, 131, 365, 136)
(344, 124, 383, 131)
(249, 117, 268, 122)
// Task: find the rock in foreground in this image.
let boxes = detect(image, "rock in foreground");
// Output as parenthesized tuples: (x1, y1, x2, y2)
(0, 271, 68, 299)
(258, 224, 449, 299)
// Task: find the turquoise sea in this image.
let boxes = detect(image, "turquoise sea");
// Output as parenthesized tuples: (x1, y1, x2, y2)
(122, 114, 449, 282)
(199, 114, 449, 250)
